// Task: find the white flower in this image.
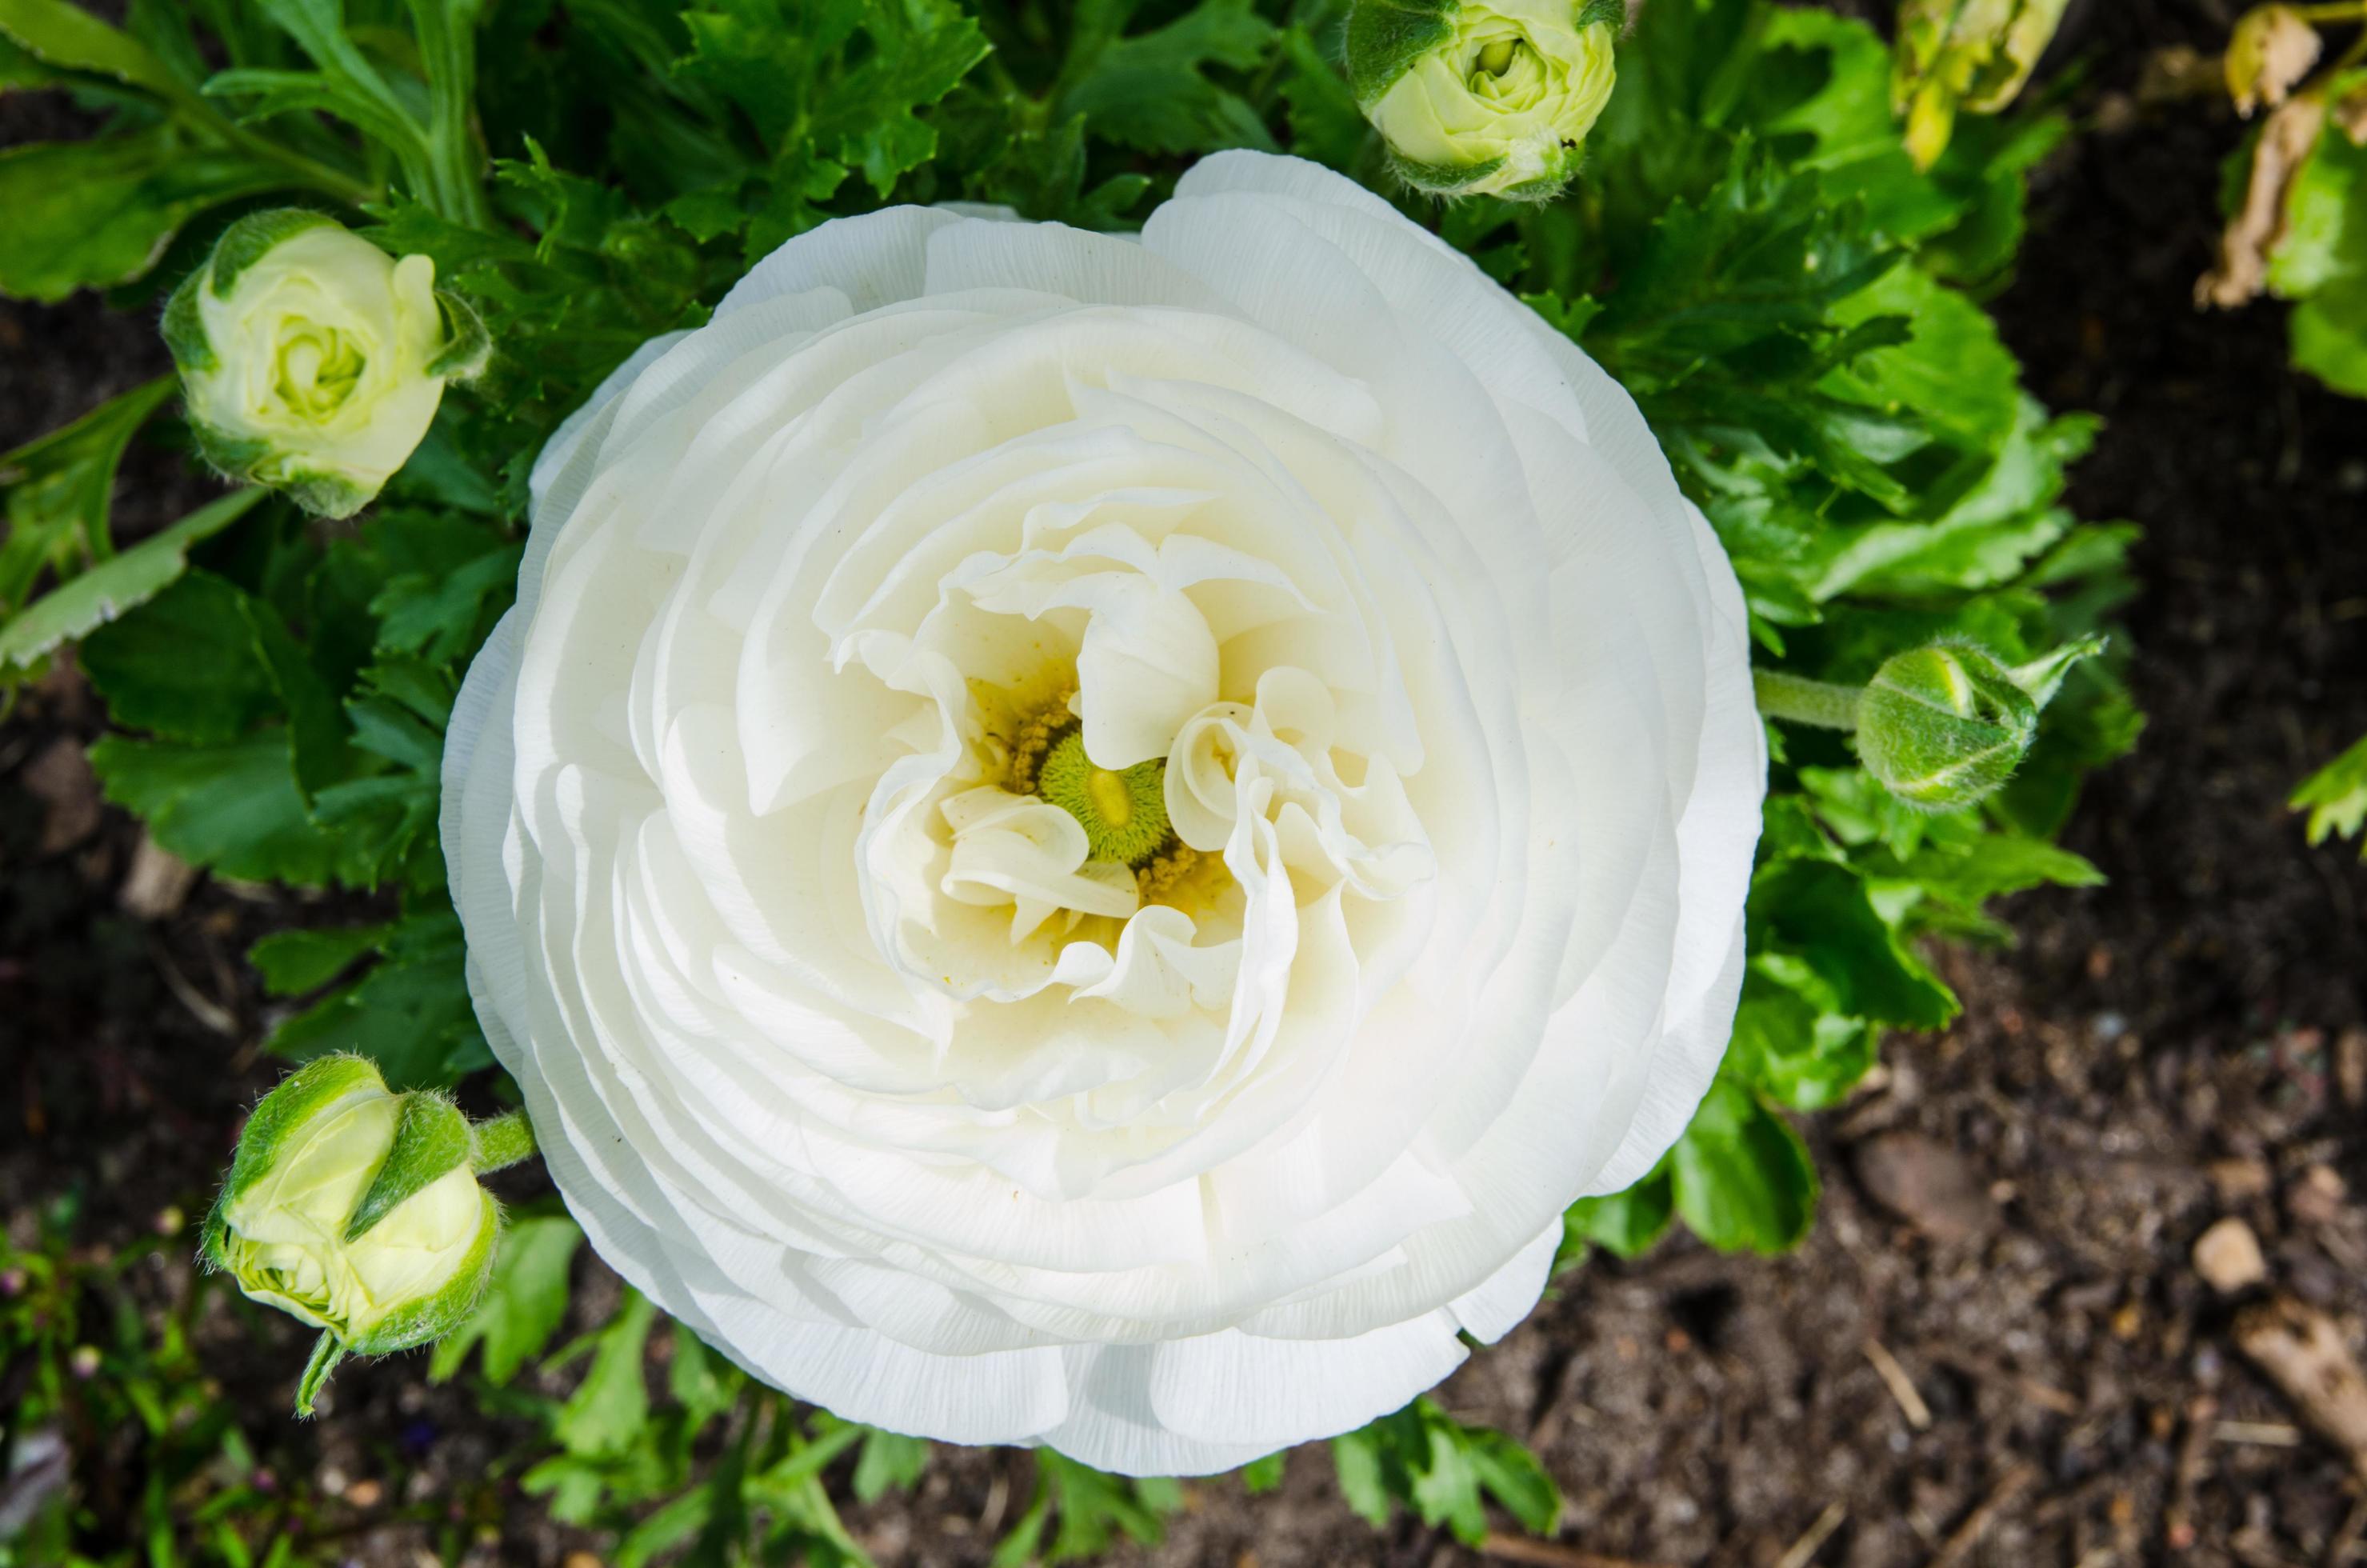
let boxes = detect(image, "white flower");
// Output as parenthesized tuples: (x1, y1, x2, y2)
(442, 152, 1763, 1476)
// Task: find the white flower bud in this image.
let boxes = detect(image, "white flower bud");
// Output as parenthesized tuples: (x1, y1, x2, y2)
(163, 210, 487, 519)
(205, 1057, 498, 1389)
(1345, 0, 1621, 200)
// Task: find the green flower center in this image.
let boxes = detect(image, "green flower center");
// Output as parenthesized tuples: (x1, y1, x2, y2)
(1034, 730, 1173, 868)
(1477, 38, 1520, 75)
(274, 322, 367, 420)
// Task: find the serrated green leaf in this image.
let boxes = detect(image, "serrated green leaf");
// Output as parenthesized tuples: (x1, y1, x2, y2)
(0, 488, 265, 674)
(248, 921, 392, 995)
(430, 1212, 584, 1386)
(0, 377, 174, 620)
(1670, 1077, 1818, 1253)
(551, 1288, 656, 1458)
(89, 730, 354, 885)
(1749, 857, 1959, 1030)
(0, 129, 291, 302)
(2293, 732, 2367, 854)
(1050, 0, 1277, 156)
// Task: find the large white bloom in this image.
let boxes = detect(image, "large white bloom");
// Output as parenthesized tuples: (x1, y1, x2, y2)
(442, 152, 1763, 1476)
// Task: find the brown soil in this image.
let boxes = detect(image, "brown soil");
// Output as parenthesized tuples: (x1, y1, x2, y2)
(6, 3, 2367, 1565)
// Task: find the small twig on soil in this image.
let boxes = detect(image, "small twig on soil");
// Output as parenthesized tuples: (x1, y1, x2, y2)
(2215, 1420, 2304, 1447)
(2235, 1298, 2367, 1479)
(1477, 1534, 1675, 1568)
(2166, 1395, 2220, 1552)
(1865, 1340, 1933, 1430)
(1925, 1464, 2036, 1568)
(1924, 1346, 2083, 1418)
(1776, 1502, 1848, 1568)
(148, 938, 238, 1036)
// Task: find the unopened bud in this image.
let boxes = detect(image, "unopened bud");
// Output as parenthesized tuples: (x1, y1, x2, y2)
(162, 210, 488, 519)
(1856, 638, 2098, 810)
(1345, 0, 1621, 200)
(204, 1056, 501, 1414)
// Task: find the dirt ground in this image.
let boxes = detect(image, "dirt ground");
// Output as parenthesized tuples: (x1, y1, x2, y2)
(6, 2, 2367, 1565)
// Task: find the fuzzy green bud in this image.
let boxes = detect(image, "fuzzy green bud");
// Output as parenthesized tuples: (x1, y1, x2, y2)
(162, 210, 487, 519)
(1893, 0, 2071, 171)
(1854, 642, 2042, 810)
(205, 1056, 500, 1410)
(1345, 0, 1621, 200)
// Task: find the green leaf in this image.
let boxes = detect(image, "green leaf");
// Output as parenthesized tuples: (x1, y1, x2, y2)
(1669, 1077, 1818, 1254)
(1049, 0, 1278, 156)
(0, 0, 194, 101)
(248, 922, 392, 994)
(0, 377, 174, 620)
(995, 1450, 1180, 1565)
(258, 907, 490, 1089)
(0, 129, 291, 302)
(1722, 958, 1876, 1112)
(429, 1213, 584, 1386)
(81, 570, 281, 744)
(550, 1288, 657, 1458)
(2291, 273, 2367, 398)
(89, 730, 353, 885)
(0, 487, 264, 674)
(1237, 1448, 1286, 1494)
(1326, 1400, 1560, 1547)
(1749, 858, 1960, 1030)
(1560, 1168, 1676, 1266)
(2293, 732, 2367, 856)
(850, 1427, 930, 1502)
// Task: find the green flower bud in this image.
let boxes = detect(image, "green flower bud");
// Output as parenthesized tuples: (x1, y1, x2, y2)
(1855, 642, 2053, 811)
(1892, 0, 2071, 171)
(204, 1056, 498, 1409)
(1345, 0, 1622, 201)
(162, 210, 488, 519)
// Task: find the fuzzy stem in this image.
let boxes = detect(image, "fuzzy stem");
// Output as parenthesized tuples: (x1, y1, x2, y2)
(469, 1110, 537, 1175)
(1753, 669, 1865, 732)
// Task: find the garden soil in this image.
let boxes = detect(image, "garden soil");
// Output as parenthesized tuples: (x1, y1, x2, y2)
(5, 2, 2365, 1563)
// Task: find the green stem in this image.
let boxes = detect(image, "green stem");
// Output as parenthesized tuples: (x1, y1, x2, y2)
(470, 1110, 537, 1174)
(405, 0, 492, 227)
(294, 1331, 346, 1418)
(1753, 669, 1865, 732)
(220, 122, 379, 209)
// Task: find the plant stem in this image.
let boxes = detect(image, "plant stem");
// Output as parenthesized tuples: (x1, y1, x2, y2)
(470, 1110, 537, 1174)
(417, 0, 491, 226)
(1753, 669, 1865, 731)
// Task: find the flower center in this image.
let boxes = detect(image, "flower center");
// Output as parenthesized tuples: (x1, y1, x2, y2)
(274, 322, 366, 420)
(1035, 730, 1173, 869)
(1477, 38, 1520, 75)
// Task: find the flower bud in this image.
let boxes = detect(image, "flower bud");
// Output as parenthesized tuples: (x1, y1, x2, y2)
(2226, 5, 2322, 117)
(204, 1057, 497, 1383)
(1856, 641, 2083, 811)
(1345, 0, 1621, 201)
(162, 210, 487, 519)
(1893, 0, 2071, 171)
